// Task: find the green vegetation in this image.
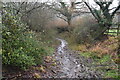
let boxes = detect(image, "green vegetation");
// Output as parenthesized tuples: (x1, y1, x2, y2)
(104, 28, 119, 36)
(2, 1, 120, 78)
(58, 18, 119, 78)
(80, 52, 119, 78)
(2, 8, 53, 70)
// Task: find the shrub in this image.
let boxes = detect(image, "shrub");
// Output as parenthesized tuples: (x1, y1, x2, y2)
(2, 8, 48, 69)
(73, 15, 100, 44)
(21, 32, 49, 64)
(9, 53, 35, 70)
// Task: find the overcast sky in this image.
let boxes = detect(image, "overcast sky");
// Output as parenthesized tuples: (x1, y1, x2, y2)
(2, 0, 119, 8)
(39, 0, 119, 8)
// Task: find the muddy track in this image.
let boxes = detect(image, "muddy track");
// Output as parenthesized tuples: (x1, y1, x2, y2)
(52, 38, 102, 78)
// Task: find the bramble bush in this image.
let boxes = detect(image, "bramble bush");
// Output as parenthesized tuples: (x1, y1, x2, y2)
(73, 15, 100, 44)
(2, 8, 48, 70)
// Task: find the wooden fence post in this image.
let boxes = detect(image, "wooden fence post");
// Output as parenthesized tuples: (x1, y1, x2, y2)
(118, 23, 120, 36)
(117, 2, 120, 36)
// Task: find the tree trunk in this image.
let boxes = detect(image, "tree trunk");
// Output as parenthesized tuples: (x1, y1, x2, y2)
(94, 24, 111, 40)
(67, 19, 71, 27)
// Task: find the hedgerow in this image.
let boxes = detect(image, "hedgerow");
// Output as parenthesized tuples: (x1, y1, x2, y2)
(2, 7, 48, 70)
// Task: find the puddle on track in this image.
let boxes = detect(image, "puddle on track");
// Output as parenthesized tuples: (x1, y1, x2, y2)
(54, 38, 102, 78)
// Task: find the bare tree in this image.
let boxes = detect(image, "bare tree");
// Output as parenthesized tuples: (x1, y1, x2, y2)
(2, 1, 48, 16)
(49, 0, 86, 27)
(23, 4, 54, 32)
(84, 0, 120, 39)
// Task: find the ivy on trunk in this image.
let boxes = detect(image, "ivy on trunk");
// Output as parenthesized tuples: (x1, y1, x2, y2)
(84, 0, 120, 39)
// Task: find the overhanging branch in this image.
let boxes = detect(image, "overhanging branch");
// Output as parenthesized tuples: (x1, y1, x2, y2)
(56, 15, 67, 22)
(84, 2, 100, 22)
(111, 4, 120, 17)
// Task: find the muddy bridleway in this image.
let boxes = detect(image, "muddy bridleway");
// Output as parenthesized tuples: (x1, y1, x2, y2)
(53, 38, 102, 78)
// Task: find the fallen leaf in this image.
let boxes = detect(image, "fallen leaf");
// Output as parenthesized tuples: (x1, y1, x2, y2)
(45, 56, 52, 63)
(33, 73, 41, 78)
(39, 66, 46, 73)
